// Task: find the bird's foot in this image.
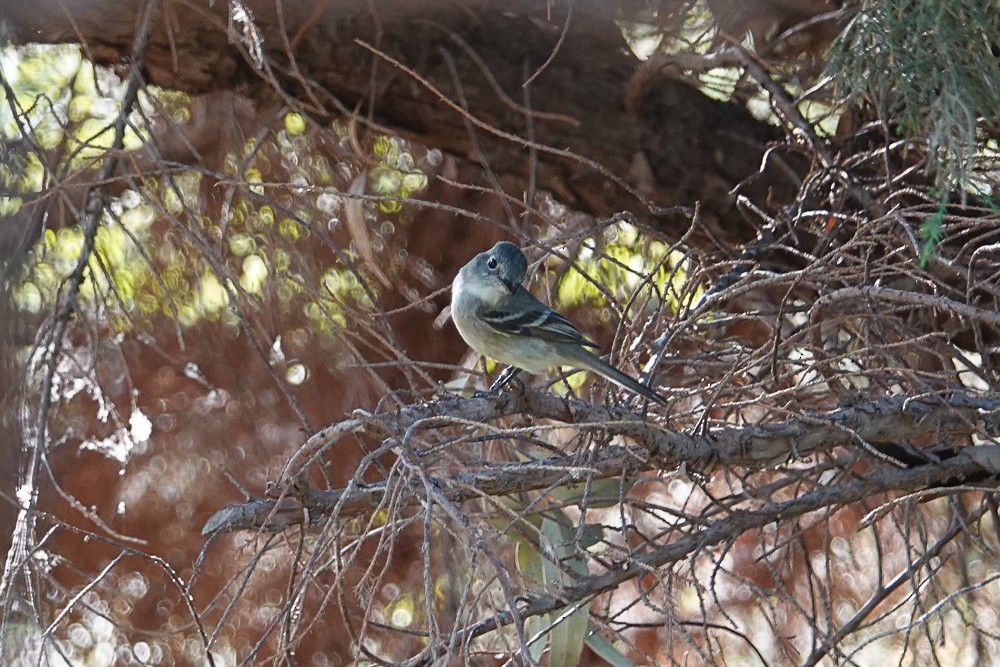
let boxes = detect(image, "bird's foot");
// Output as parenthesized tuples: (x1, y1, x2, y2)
(472, 388, 499, 400)
(489, 365, 523, 393)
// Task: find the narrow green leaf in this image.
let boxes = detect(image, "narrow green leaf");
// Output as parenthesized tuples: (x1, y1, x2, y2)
(515, 539, 544, 588)
(541, 512, 589, 667)
(515, 540, 549, 663)
(548, 476, 629, 509)
(585, 629, 636, 667)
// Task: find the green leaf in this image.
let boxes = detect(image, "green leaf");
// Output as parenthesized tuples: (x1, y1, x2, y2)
(541, 512, 589, 667)
(548, 475, 628, 509)
(515, 539, 549, 663)
(918, 203, 946, 267)
(585, 628, 636, 667)
(515, 539, 545, 587)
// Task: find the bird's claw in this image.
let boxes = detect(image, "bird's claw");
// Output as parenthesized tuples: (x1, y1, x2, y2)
(472, 388, 499, 400)
(473, 371, 526, 401)
(489, 365, 523, 393)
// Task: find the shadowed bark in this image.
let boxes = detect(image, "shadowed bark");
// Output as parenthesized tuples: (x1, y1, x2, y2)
(2, 0, 788, 247)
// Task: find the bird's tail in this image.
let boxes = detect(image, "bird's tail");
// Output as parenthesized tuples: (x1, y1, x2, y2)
(574, 349, 667, 405)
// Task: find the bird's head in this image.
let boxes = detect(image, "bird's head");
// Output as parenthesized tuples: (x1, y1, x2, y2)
(456, 241, 528, 305)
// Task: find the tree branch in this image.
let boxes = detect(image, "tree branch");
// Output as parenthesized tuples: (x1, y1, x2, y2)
(440, 448, 1000, 653)
(203, 389, 1000, 535)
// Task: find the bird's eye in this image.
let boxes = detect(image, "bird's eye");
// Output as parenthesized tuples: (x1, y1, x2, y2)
(487, 257, 498, 270)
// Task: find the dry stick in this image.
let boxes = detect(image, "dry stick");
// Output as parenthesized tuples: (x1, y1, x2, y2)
(423, 22, 579, 126)
(734, 46, 833, 169)
(274, 0, 327, 114)
(809, 285, 1000, 353)
(521, 1, 572, 90)
(353, 39, 683, 217)
(162, 165, 320, 431)
(42, 554, 128, 638)
(207, 173, 426, 393)
(38, 454, 147, 546)
(802, 505, 988, 667)
(203, 390, 1000, 535)
(0, 0, 216, 658)
(521, 58, 538, 234)
(242, 423, 444, 662)
(17, 505, 216, 665)
(394, 422, 535, 667)
(440, 453, 994, 651)
(838, 517, 1000, 664)
(437, 46, 518, 226)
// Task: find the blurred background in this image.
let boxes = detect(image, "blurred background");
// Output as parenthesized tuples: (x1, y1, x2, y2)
(1, 1, 999, 665)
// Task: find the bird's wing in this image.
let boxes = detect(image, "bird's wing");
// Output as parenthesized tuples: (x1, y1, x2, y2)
(479, 288, 600, 349)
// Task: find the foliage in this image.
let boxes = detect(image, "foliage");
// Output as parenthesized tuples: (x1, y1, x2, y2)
(1, 2, 1000, 667)
(829, 0, 1000, 196)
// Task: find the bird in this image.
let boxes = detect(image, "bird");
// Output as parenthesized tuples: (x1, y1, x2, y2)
(450, 241, 666, 405)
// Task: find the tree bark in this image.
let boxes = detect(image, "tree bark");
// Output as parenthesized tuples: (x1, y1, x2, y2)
(2, 0, 788, 245)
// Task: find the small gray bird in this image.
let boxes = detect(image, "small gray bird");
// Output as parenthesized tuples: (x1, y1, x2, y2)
(451, 241, 666, 405)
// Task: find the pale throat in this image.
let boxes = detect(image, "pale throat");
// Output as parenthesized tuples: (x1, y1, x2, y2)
(456, 269, 507, 308)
